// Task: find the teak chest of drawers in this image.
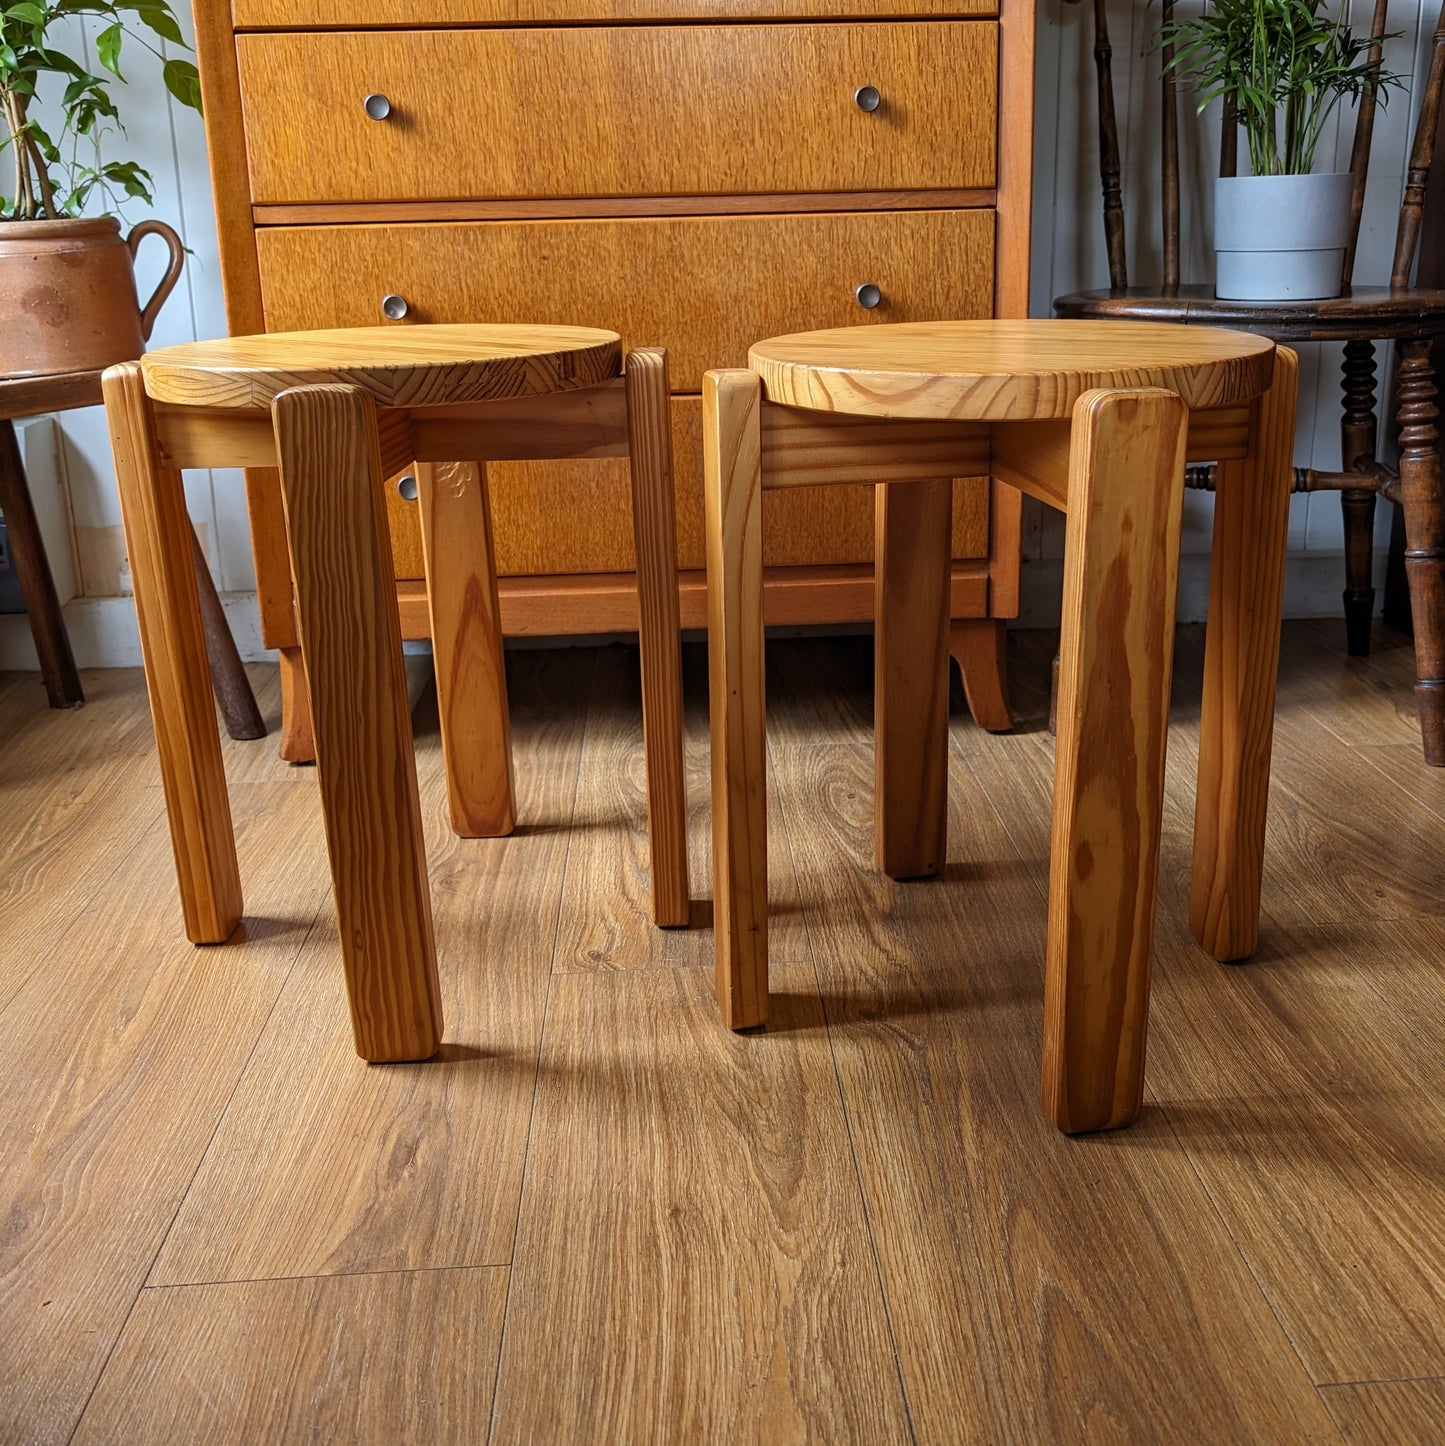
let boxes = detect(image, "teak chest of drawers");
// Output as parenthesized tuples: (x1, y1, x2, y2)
(191, 0, 1035, 751)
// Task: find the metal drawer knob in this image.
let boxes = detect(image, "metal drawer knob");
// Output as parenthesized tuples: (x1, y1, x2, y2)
(854, 86, 881, 113)
(381, 293, 409, 320)
(364, 93, 392, 120)
(855, 283, 882, 309)
(396, 475, 418, 501)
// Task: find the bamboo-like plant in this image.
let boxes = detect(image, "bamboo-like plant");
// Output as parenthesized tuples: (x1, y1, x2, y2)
(1, 0, 200, 221)
(1163, 0, 1403, 176)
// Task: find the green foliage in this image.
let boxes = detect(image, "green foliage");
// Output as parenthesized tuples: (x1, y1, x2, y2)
(0, 0, 201, 220)
(1162, 0, 1404, 176)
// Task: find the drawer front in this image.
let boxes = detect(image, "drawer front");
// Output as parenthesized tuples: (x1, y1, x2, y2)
(237, 24, 997, 203)
(383, 399, 991, 578)
(235, 2, 996, 29)
(255, 210, 996, 393)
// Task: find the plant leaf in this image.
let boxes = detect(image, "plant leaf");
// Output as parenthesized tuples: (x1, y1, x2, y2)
(95, 21, 123, 77)
(162, 56, 201, 111)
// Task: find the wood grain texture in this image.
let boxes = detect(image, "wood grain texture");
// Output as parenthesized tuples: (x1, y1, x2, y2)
(1322, 1378, 1445, 1442)
(751, 319, 1277, 419)
(234, 0, 995, 25)
(874, 478, 952, 878)
(762, 649, 1340, 1443)
(237, 24, 997, 203)
(274, 385, 442, 1062)
(417, 460, 516, 839)
(141, 324, 621, 409)
(0, 365, 102, 420)
(254, 211, 996, 396)
(489, 965, 911, 1443)
(1190, 348, 1299, 960)
(0, 781, 327, 1446)
(703, 371, 769, 1030)
(624, 348, 689, 926)
(101, 362, 242, 943)
(1042, 389, 1188, 1133)
(275, 645, 314, 763)
(74, 1269, 509, 1446)
(149, 652, 589, 1289)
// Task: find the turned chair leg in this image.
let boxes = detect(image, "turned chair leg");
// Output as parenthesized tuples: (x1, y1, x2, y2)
(1041, 388, 1188, 1134)
(1340, 339, 1381, 657)
(1189, 349, 1299, 958)
(0, 417, 83, 708)
(417, 459, 516, 838)
(703, 369, 768, 1030)
(1395, 340, 1445, 765)
(103, 362, 243, 943)
(875, 478, 952, 879)
(626, 348, 690, 927)
(273, 384, 443, 1063)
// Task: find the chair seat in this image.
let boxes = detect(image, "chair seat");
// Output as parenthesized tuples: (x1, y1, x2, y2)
(1054, 285, 1445, 344)
(138, 324, 623, 410)
(748, 319, 1275, 420)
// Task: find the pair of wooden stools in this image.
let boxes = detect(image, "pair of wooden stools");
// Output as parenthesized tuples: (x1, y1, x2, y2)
(105, 319, 1295, 1134)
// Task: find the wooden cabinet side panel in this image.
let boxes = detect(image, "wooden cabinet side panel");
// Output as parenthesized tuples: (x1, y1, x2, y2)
(236, 0, 997, 25)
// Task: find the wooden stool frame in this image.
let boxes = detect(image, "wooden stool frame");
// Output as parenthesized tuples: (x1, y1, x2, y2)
(103, 344, 687, 1064)
(703, 346, 1299, 1134)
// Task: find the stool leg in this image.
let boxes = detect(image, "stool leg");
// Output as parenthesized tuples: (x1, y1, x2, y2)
(1042, 388, 1188, 1134)
(1189, 348, 1299, 958)
(0, 417, 83, 708)
(875, 478, 951, 879)
(417, 460, 516, 837)
(273, 385, 443, 1063)
(102, 362, 243, 943)
(626, 348, 690, 927)
(703, 370, 768, 1029)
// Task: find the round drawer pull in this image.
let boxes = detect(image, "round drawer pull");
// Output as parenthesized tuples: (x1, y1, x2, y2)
(381, 293, 409, 320)
(854, 86, 882, 113)
(855, 283, 882, 309)
(396, 475, 419, 502)
(363, 93, 392, 120)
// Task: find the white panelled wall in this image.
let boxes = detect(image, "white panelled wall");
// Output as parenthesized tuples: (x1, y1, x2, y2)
(1, 1, 1440, 669)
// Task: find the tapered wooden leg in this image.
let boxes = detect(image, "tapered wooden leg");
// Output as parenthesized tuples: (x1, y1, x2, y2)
(1189, 348, 1299, 959)
(1042, 388, 1188, 1134)
(703, 370, 768, 1029)
(950, 618, 1012, 732)
(102, 362, 242, 943)
(625, 349, 689, 926)
(277, 646, 315, 763)
(875, 478, 951, 879)
(0, 417, 83, 708)
(273, 385, 442, 1063)
(1395, 341, 1445, 765)
(417, 460, 515, 837)
(190, 524, 266, 742)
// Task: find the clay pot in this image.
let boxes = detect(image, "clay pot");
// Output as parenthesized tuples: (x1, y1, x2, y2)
(0, 215, 184, 378)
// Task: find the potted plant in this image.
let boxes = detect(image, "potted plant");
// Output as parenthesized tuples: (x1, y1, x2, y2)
(1, 0, 201, 375)
(1164, 0, 1403, 301)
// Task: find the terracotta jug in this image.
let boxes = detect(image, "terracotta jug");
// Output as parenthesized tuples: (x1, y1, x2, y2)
(0, 215, 185, 378)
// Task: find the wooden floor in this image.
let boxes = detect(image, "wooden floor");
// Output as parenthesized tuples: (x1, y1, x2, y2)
(2, 620, 1444, 1443)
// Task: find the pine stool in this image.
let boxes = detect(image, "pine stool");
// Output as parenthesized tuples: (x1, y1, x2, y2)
(703, 320, 1298, 1133)
(103, 325, 688, 1063)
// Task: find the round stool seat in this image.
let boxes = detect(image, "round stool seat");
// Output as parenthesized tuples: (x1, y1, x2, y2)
(138, 323, 622, 410)
(748, 319, 1276, 420)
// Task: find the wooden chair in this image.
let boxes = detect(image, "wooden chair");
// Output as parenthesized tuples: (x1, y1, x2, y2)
(0, 368, 262, 738)
(103, 324, 688, 1063)
(703, 320, 1295, 1133)
(1054, 1, 1445, 764)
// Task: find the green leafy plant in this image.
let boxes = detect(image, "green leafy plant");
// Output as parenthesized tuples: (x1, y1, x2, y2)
(1, 0, 200, 220)
(1163, 0, 1403, 176)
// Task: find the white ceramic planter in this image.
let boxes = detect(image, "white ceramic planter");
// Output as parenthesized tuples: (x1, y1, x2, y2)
(1213, 172, 1354, 301)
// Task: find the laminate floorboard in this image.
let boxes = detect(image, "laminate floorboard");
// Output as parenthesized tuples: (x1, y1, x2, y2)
(74, 1267, 509, 1445)
(5, 620, 1445, 1442)
(150, 650, 592, 1286)
(1319, 1376, 1445, 1442)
